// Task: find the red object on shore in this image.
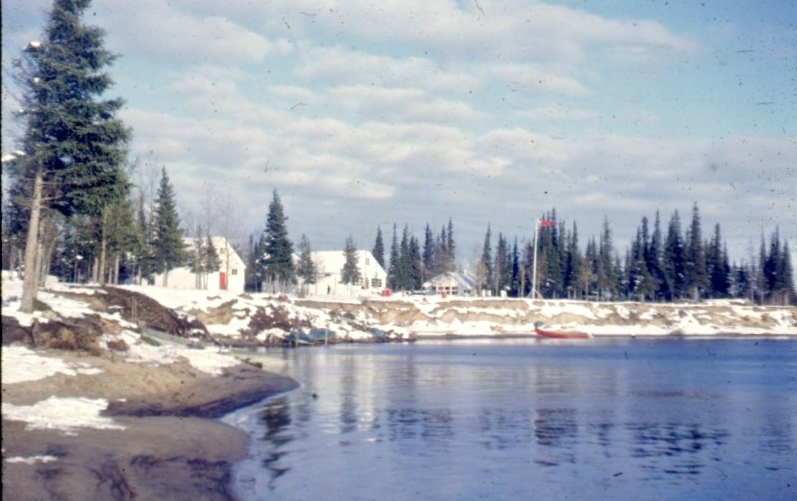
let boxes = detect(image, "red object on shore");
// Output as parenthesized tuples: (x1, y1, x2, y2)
(381, 289, 393, 297)
(534, 325, 591, 339)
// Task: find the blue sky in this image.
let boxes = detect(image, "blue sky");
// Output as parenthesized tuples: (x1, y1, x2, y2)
(2, 0, 795, 269)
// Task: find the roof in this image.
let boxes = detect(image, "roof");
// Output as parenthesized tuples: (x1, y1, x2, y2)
(423, 271, 476, 290)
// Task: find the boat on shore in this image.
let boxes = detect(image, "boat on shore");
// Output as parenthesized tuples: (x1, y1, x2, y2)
(534, 321, 591, 340)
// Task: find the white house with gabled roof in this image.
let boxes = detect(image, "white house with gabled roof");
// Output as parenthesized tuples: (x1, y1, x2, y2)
(304, 250, 387, 297)
(152, 236, 246, 293)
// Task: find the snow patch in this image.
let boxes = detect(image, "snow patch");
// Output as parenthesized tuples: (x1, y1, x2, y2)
(1, 346, 104, 384)
(2, 396, 125, 432)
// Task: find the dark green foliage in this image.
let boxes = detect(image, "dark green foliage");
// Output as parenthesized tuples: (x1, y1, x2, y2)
(297, 234, 317, 286)
(494, 232, 512, 296)
(408, 235, 423, 290)
(341, 236, 361, 285)
(260, 190, 295, 291)
(684, 203, 707, 299)
(423, 224, 435, 278)
(151, 168, 186, 281)
(387, 224, 400, 290)
(10, 0, 131, 219)
(479, 224, 493, 293)
(372, 226, 385, 270)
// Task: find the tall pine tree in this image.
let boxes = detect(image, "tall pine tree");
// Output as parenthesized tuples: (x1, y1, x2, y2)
(151, 168, 186, 286)
(372, 226, 385, 270)
(261, 190, 295, 292)
(9, 0, 130, 311)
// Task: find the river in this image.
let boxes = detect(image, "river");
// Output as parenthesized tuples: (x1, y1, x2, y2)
(223, 337, 796, 500)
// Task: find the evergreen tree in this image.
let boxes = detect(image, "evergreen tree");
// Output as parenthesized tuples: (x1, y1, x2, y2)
(261, 189, 295, 292)
(408, 236, 423, 290)
(510, 238, 521, 297)
(563, 222, 587, 299)
(493, 232, 512, 295)
(663, 211, 686, 299)
(423, 224, 435, 277)
(706, 224, 730, 298)
(151, 168, 186, 285)
(446, 218, 456, 269)
(387, 224, 400, 290)
(296, 234, 317, 289)
(204, 234, 220, 275)
(8, 0, 131, 312)
(399, 225, 411, 290)
(627, 225, 654, 300)
(479, 224, 493, 294)
(647, 212, 665, 299)
(372, 226, 385, 270)
(597, 217, 617, 299)
(341, 235, 361, 286)
(684, 203, 707, 299)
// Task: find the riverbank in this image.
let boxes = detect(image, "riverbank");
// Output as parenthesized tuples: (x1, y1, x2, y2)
(2, 349, 298, 501)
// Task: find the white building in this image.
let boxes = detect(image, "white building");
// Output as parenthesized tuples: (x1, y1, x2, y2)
(304, 250, 387, 297)
(152, 236, 246, 293)
(423, 271, 476, 296)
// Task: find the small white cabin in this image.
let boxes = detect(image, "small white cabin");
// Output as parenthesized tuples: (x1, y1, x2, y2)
(304, 250, 387, 297)
(152, 236, 246, 293)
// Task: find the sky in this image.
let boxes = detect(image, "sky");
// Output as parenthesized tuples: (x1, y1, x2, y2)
(2, 0, 795, 269)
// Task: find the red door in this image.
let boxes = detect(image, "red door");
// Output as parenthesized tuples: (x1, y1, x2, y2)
(219, 272, 227, 290)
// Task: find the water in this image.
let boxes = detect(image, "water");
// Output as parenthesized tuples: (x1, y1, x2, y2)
(223, 338, 797, 501)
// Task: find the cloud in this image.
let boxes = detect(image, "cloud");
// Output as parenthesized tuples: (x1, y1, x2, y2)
(98, 0, 292, 64)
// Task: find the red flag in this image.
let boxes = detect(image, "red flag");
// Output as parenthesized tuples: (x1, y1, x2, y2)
(539, 219, 555, 227)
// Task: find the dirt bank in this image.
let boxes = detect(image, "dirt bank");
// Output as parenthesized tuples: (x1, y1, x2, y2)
(2, 353, 298, 501)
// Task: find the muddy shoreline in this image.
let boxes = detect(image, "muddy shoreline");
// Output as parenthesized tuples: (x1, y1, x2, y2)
(2, 358, 299, 501)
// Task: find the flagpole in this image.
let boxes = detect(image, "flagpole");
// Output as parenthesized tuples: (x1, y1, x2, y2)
(529, 218, 539, 299)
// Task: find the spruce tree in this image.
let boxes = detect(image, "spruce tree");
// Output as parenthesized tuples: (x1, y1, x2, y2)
(494, 232, 511, 295)
(9, 0, 131, 311)
(261, 190, 295, 292)
(151, 168, 186, 285)
(387, 224, 400, 290)
(297, 234, 317, 289)
(684, 203, 707, 300)
(423, 224, 435, 277)
(341, 236, 361, 286)
(479, 224, 493, 294)
(399, 225, 411, 291)
(409, 235, 423, 290)
(445, 218, 456, 272)
(204, 235, 220, 275)
(663, 211, 686, 300)
(372, 226, 385, 270)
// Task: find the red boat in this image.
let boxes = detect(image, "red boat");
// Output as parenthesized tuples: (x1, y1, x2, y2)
(534, 322, 591, 339)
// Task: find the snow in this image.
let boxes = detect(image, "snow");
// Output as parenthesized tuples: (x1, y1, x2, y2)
(1, 346, 103, 384)
(2, 397, 125, 433)
(5, 455, 59, 464)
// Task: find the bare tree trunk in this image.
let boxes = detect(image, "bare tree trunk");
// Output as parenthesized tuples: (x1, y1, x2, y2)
(39, 218, 58, 287)
(113, 254, 120, 284)
(98, 209, 108, 285)
(20, 168, 44, 313)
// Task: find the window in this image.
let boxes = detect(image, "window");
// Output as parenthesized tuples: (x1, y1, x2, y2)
(231, 269, 238, 276)
(371, 278, 383, 288)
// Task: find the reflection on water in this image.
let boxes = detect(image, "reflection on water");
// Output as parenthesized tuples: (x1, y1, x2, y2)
(227, 339, 797, 501)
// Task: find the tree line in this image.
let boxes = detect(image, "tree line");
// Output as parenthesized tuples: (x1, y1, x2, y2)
(474, 206, 795, 305)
